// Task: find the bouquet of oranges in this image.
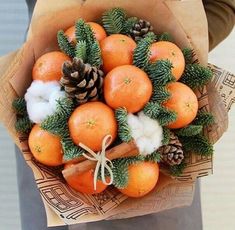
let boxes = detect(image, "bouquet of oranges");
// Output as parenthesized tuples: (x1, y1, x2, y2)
(12, 8, 214, 198)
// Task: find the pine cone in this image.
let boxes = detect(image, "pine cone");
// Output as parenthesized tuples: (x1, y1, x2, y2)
(159, 132, 184, 166)
(60, 58, 104, 105)
(130, 19, 154, 42)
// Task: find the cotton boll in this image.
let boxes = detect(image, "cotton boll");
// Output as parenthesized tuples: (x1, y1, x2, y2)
(135, 136, 149, 155)
(49, 90, 66, 110)
(127, 113, 143, 139)
(27, 102, 54, 124)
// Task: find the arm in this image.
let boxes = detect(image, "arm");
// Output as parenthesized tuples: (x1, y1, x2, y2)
(203, 0, 235, 50)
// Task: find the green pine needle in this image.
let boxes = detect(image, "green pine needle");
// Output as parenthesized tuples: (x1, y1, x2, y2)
(12, 98, 27, 115)
(143, 102, 161, 120)
(122, 17, 138, 34)
(87, 40, 102, 68)
(57, 30, 75, 58)
(102, 8, 127, 35)
(156, 32, 172, 42)
(61, 137, 84, 161)
(182, 47, 196, 64)
(157, 106, 177, 126)
(162, 127, 171, 145)
(176, 125, 203, 137)
(180, 134, 214, 156)
(151, 86, 171, 103)
(75, 41, 87, 61)
(115, 108, 132, 143)
(193, 111, 215, 126)
(15, 116, 33, 134)
(169, 161, 187, 177)
(145, 151, 161, 163)
(146, 60, 175, 86)
(133, 32, 156, 70)
(180, 64, 213, 89)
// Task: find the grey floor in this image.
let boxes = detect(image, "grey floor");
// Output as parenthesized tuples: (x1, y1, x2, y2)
(0, 1, 234, 230)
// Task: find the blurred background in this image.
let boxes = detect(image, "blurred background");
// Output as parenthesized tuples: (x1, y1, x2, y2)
(0, 0, 234, 229)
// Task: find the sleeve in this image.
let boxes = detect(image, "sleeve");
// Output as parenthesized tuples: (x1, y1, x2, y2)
(203, 0, 235, 51)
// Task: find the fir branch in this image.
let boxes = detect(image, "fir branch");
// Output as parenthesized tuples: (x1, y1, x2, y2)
(12, 97, 27, 115)
(180, 64, 213, 90)
(61, 137, 84, 161)
(15, 116, 33, 134)
(169, 161, 187, 177)
(156, 32, 172, 42)
(151, 86, 171, 103)
(143, 102, 161, 120)
(75, 40, 87, 61)
(145, 151, 161, 163)
(102, 8, 127, 35)
(175, 125, 203, 137)
(115, 108, 132, 143)
(162, 127, 171, 145)
(133, 32, 156, 70)
(87, 41, 103, 68)
(146, 60, 175, 86)
(157, 106, 177, 126)
(55, 97, 74, 118)
(182, 47, 197, 64)
(122, 17, 138, 34)
(180, 134, 214, 156)
(193, 110, 215, 126)
(57, 30, 75, 58)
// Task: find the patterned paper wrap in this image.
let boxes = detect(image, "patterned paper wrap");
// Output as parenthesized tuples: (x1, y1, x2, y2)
(0, 0, 235, 227)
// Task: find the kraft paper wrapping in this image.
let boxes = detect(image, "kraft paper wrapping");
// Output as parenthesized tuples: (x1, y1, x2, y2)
(0, 0, 234, 227)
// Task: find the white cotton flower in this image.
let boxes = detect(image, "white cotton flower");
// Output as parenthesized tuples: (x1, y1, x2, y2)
(127, 111, 163, 156)
(25, 80, 66, 123)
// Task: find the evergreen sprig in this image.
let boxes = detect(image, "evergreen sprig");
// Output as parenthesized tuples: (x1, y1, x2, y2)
(75, 41, 87, 61)
(102, 8, 127, 35)
(133, 32, 156, 70)
(143, 102, 161, 120)
(157, 106, 177, 126)
(162, 127, 171, 145)
(145, 151, 161, 163)
(122, 17, 138, 34)
(180, 134, 214, 156)
(115, 108, 132, 143)
(169, 161, 187, 177)
(15, 117, 33, 134)
(182, 47, 197, 64)
(146, 60, 175, 86)
(12, 98, 27, 115)
(61, 137, 84, 161)
(176, 125, 203, 137)
(180, 64, 213, 90)
(57, 30, 75, 58)
(193, 110, 215, 126)
(151, 86, 171, 103)
(156, 32, 172, 42)
(75, 19, 102, 67)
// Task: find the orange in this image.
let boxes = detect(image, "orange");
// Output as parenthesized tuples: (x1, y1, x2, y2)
(118, 162, 159, 198)
(68, 102, 117, 151)
(32, 51, 70, 82)
(28, 125, 63, 166)
(163, 82, 199, 129)
(65, 22, 107, 44)
(100, 34, 136, 73)
(149, 41, 185, 80)
(64, 163, 108, 194)
(104, 65, 152, 113)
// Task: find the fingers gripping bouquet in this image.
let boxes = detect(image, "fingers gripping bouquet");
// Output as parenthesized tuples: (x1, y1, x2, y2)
(13, 7, 215, 199)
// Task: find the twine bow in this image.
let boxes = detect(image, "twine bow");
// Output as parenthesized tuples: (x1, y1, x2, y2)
(79, 135, 113, 190)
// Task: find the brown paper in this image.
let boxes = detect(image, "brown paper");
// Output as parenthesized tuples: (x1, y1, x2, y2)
(0, 0, 234, 227)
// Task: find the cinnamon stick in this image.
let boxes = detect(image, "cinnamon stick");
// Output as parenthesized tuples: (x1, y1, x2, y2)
(62, 140, 139, 179)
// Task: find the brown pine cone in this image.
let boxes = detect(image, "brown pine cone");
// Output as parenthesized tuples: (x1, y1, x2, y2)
(130, 19, 154, 42)
(60, 58, 104, 105)
(159, 132, 184, 166)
